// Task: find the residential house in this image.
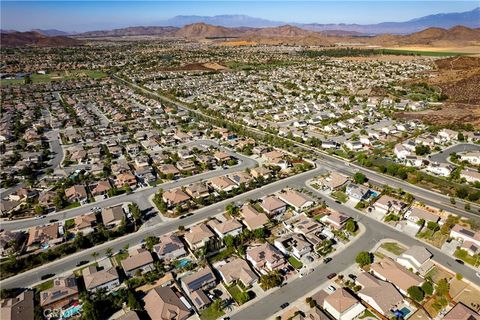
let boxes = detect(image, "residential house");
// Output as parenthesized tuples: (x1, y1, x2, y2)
(322, 172, 349, 190)
(181, 266, 217, 310)
(208, 219, 243, 239)
(216, 258, 258, 287)
(115, 172, 137, 188)
(345, 183, 370, 201)
(396, 246, 433, 275)
(246, 243, 286, 274)
(240, 204, 269, 231)
(321, 211, 350, 230)
(461, 169, 480, 183)
(185, 182, 210, 198)
(370, 257, 424, 295)
(278, 189, 314, 212)
(40, 276, 78, 311)
(154, 233, 187, 261)
(323, 288, 365, 320)
(356, 272, 403, 317)
(27, 223, 62, 251)
(144, 286, 191, 320)
(274, 233, 312, 260)
(209, 176, 237, 193)
(0, 290, 34, 320)
(101, 205, 125, 229)
(163, 188, 191, 208)
(64, 185, 88, 204)
(450, 224, 480, 246)
(460, 152, 480, 165)
(184, 224, 215, 250)
(90, 180, 112, 196)
(121, 249, 155, 277)
(404, 207, 440, 225)
(373, 195, 407, 215)
(228, 172, 253, 186)
(443, 302, 480, 320)
(426, 162, 454, 177)
(159, 164, 180, 177)
(82, 266, 120, 292)
(260, 196, 287, 217)
(74, 213, 97, 234)
(250, 167, 272, 180)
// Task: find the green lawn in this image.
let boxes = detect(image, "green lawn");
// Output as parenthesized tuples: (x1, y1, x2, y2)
(64, 218, 75, 229)
(380, 242, 407, 255)
(73, 262, 98, 276)
(454, 249, 480, 267)
(34, 279, 53, 292)
(288, 256, 303, 269)
(380, 48, 469, 56)
(113, 252, 129, 266)
(30, 69, 108, 83)
(226, 283, 251, 305)
(200, 302, 225, 320)
(64, 201, 81, 210)
(0, 79, 25, 86)
(331, 191, 348, 203)
(359, 309, 378, 319)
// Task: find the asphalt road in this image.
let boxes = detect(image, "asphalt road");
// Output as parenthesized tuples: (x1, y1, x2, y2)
(231, 185, 480, 320)
(0, 140, 258, 231)
(0, 167, 324, 290)
(429, 143, 480, 164)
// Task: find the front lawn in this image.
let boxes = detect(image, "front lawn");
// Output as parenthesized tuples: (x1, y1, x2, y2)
(380, 242, 407, 255)
(288, 256, 303, 269)
(226, 283, 253, 305)
(454, 249, 480, 267)
(113, 252, 129, 266)
(331, 191, 348, 203)
(200, 301, 225, 320)
(34, 279, 53, 292)
(64, 218, 75, 229)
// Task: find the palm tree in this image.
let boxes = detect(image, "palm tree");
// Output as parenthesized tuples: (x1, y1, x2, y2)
(91, 251, 99, 262)
(105, 247, 113, 258)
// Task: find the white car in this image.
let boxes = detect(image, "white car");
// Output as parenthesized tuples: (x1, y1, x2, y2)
(327, 285, 336, 293)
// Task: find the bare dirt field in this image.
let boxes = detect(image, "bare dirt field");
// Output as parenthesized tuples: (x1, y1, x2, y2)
(385, 45, 480, 55)
(159, 62, 229, 72)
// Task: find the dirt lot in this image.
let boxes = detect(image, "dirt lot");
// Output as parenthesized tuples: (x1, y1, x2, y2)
(159, 62, 229, 72)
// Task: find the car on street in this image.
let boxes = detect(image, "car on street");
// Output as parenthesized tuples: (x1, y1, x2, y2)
(280, 303, 289, 309)
(327, 273, 337, 279)
(41, 273, 55, 280)
(323, 257, 332, 264)
(76, 260, 89, 267)
(36, 215, 46, 219)
(455, 259, 465, 265)
(348, 274, 357, 280)
(49, 219, 58, 223)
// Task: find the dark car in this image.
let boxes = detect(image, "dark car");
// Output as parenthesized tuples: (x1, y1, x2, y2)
(76, 260, 89, 267)
(455, 259, 465, 265)
(323, 257, 332, 264)
(348, 274, 357, 280)
(335, 200, 341, 204)
(280, 303, 289, 309)
(327, 273, 337, 279)
(49, 219, 58, 223)
(40, 273, 55, 280)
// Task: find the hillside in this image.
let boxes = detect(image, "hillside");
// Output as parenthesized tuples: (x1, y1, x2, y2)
(1, 31, 82, 47)
(77, 26, 178, 37)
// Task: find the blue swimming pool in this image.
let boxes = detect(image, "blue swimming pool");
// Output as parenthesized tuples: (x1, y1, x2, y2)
(176, 258, 191, 268)
(62, 304, 82, 319)
(400, 307, 411, 316)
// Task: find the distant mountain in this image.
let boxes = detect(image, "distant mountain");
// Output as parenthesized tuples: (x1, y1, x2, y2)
(159, 14, 284, 28)
(1, 31, 82, 47)
(31, 29, 71, 36)
(298, 7, 480, 34)
(172, 23, 245, 38)
(76, 26, 177, 37)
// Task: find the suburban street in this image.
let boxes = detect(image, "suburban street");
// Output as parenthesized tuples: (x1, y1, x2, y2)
(429, 143, 480, 163)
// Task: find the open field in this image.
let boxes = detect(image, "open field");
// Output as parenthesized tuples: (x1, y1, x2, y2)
(31, 69, 108, 83)
(385, 45, 480, 55)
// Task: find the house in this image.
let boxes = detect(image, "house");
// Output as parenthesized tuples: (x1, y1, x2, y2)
(176, 160, 196, 171)
(246, 243, 286, 274)
(213, 151, 231, 163)
(82, 266, 120, 292)
(426, 162, 454, 177)
(443, 302, 480, 320)
(115, 172, 137, 188)
(278, 189, 314, 212)
(121, 249, 155, 277)
(159, 164, 180, 177)
(101, 205, 125, 229)
(185, 182, 210, 198)
(323, 288, 365, 320)
(0, 231, 24, 257)
(64, 185, 88, 203)
(460, 169, 480, 183)
(27, 223, 62, 251)
(40, 276, 79, 311)
(38, 191, 57, 208)
(404, 207, 440, 224)
(228, 172, 253, 186)
(209, 176, 237, 192)
(460, 151, 480, 165)
(274, 233, 312, 260)
(356, 272, 403, 316)
(250, 167, 272, 180)
(461, 241, 480, 256)
(74, 213, 97, 233)
(345, 183, 370, 201)
(370, 257, 424, 295)
(344, 141, 363, 151)
(208, 219, 243, 239)
(216, 258, 258, 287)
(450, 224, 480, 246)
(373, 195, 407, 215)
(0, 290, 34, 320)
(394, 144, 410, 160)
(144, 286, 191, 320)
(163, 188, 191, 208)
(322, 172, 349, 190)
(181, 266, 217, 310)
(240, 204, 269, 231)
(321, 211, 350, 230)
(438, 129, 458, 142)
(154, 233, 187, 261)
(396, 245, 433, 275)
(90, 180, 112, 196)
(260, 196, 287, 217)
(184, 224, 215, 250)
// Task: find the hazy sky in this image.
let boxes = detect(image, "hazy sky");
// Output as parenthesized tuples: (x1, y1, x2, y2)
(1, 1, 478, 32)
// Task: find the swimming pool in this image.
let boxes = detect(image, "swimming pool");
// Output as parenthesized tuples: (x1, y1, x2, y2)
(176, 258, 191, 268)
(400, 307, 411, 316)
(62, 304, 82, 319)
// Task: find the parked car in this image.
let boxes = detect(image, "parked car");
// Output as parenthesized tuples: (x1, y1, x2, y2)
(76, 260, 89, 267)
(348, 274, 357, 280)
(41, 273, 55, 280)
(323, 257, 332, 264)
(280, 303, 289, 309)
(327, 273, 337, 279)
(327, 285, 336, 293)
(455, 259, 465, 265)
(49, 219, 58, 223)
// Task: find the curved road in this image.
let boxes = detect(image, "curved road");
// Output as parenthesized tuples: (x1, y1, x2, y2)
(430, 143, 480, 164)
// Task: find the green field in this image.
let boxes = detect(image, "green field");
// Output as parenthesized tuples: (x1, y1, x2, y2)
(0, 79, 25, 86)
(288, 256, 303, 269)
(31, 69, 108, 83)
(380, 49, 470, 56)
(380, 242, 407, 255)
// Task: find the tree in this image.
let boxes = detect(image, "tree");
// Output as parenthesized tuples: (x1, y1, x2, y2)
(344, 219, 358, 233)
(408, 286, 424, 302)
(355, 251, 372, 267)
(426, 221, 440, 232)
(34, 205, 45, 215)
(436, 278, 450, 296)
(353, 172, 367, 184)
(223, 235, 235, 248)
(127, 290, 142, 310)
(105, 247, 113, 258)
(91, 251, 99, 262)
(422, 282, 434, 296)
(455, 187, 469, 199)
(81, 296, 101, 320)
(259, 271, 283, 290)
(145, 236, 159, 252)
(415, 145, 430, 156)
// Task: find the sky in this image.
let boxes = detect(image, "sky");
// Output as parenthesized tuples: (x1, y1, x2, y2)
(1, 1, 479, 32)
